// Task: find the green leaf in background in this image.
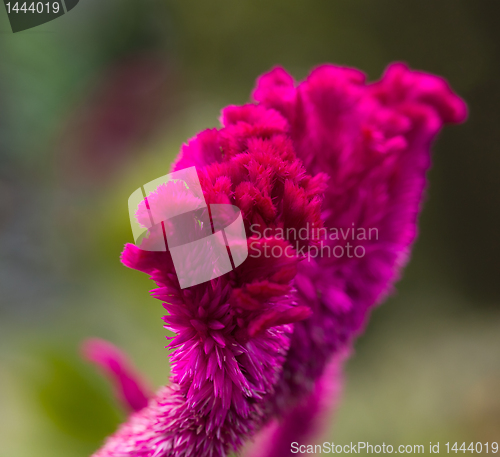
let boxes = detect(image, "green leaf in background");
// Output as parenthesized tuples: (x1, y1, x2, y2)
(33, 351, 124, 444)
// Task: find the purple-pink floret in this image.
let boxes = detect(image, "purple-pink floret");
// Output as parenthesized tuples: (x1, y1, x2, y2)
(82, 338, 152, 413)
(91, 63, 466, 457)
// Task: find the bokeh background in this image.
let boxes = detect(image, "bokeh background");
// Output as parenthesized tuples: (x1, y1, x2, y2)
(0, 1, 499, 456)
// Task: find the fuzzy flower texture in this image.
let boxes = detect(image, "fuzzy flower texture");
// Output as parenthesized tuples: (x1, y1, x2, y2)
(87, 63, 466, 457)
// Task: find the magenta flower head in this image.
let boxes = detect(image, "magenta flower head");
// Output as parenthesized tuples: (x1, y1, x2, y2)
(87, 63, 466, 457)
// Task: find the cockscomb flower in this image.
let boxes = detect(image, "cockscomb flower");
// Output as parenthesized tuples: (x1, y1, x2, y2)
(87, 63, 466, 457)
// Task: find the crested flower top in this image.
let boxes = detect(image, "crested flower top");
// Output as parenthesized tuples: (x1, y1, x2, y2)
(89, 63, 466, 457)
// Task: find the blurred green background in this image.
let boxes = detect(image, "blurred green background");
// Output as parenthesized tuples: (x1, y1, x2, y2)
(0, 1, 499, 456)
